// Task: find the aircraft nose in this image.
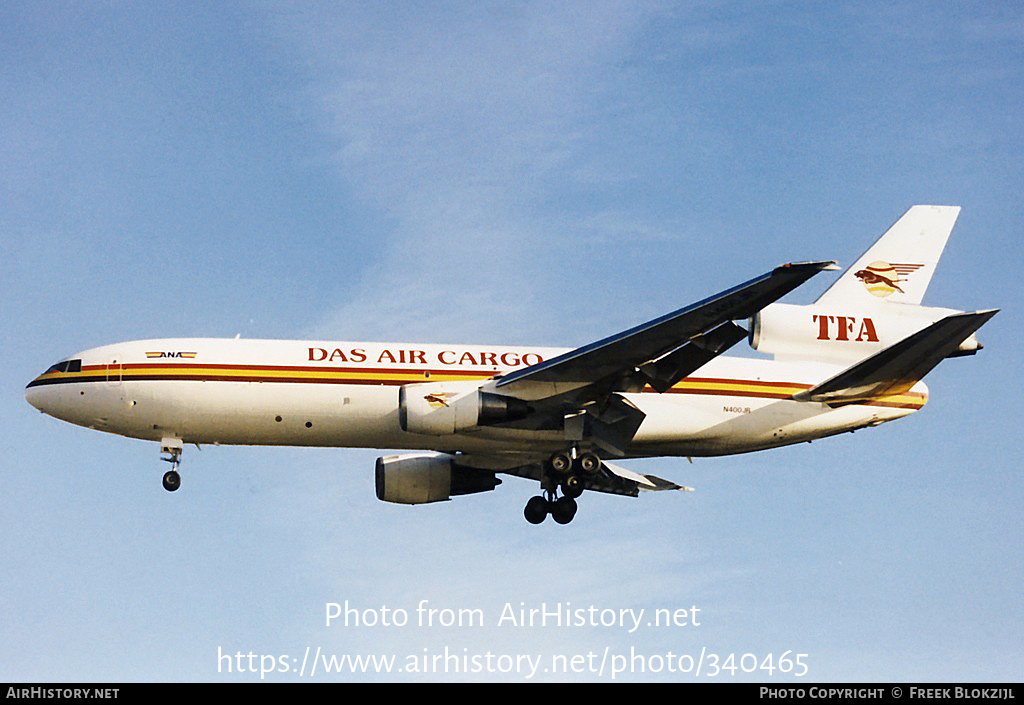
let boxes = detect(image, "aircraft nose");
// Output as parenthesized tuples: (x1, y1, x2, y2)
(26, 357, 83, 416)
(25, 379, 51, 414)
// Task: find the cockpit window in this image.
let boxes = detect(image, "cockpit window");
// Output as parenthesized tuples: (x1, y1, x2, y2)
(44, 359, 82, 374)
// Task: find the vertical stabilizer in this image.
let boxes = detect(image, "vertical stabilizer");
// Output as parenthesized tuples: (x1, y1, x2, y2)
(815, 205, 960, 306)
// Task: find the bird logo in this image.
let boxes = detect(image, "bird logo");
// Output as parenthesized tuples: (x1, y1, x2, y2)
(854, 261, 923, 298)
(424, 392, 457, 408)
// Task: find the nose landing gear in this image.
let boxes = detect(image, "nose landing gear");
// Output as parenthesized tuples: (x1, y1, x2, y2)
(160, 437, 183, 492)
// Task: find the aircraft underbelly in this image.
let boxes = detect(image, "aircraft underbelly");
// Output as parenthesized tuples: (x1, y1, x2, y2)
(627, 392, 913, 455)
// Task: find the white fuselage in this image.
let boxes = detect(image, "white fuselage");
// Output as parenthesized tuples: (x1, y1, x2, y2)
(25, 337, 925, 458)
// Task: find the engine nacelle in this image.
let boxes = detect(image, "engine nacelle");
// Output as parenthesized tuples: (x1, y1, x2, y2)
(374, 453, 501, 505)
(749, 302, 978, 363)
(398, 381, 531, 435)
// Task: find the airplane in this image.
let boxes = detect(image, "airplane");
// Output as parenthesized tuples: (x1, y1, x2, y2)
(25, 205, 997, 525)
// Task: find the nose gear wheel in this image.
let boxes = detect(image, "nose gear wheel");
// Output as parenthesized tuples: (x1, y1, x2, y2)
(160, 440, 183, 492)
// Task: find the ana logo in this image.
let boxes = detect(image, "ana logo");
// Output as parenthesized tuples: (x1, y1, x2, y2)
(424, 392, 456, 408)
(146, 351, 197, 359)
(854, 261, 923, 298)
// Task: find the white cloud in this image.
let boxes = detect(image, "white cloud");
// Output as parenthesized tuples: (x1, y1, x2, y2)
(263, 3, 673, 343)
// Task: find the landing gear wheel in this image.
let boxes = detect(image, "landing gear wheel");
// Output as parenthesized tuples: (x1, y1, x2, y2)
(561, 475, 584, 499)
(162, 470, 181, 492)
(551, 496, 578, 525)
(524, 496, 548, 524)
(159, 438, 184, 493)
(576, 452, 602, 476)
(532, 449, 589, 524)
(548, 451, 573, 474)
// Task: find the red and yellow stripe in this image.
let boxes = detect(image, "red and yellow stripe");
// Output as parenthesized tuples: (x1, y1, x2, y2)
(27, 362, 926, 409)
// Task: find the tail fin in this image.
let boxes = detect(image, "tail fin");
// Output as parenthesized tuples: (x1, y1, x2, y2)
(815, 205, 960, 306)
(749, 205, 984, 365)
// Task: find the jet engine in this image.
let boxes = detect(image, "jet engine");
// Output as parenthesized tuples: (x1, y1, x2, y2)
(374, 453, 501, 505)
(749, 302, 982, 363)
(398, 381, 531, 435)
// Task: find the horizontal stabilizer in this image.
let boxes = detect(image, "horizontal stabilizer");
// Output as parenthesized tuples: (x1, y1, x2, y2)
(793, 309, 998, 404)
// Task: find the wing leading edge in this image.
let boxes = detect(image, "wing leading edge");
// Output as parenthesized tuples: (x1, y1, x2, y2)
(495, 260, 838, 397)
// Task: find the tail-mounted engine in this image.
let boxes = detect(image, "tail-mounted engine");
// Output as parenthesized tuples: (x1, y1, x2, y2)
(398, 381, 531, 435)
(749, 302, 982, 363)
(374, 453, 501, 504)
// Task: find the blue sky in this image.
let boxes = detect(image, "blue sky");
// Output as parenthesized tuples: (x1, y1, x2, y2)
(2, 1, 1022, 682)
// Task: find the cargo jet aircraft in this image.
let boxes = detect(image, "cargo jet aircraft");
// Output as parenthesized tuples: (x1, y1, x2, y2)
(26, 206, 996, 525)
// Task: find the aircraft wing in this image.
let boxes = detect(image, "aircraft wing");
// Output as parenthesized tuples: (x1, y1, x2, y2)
(495, 261, 837, 398)
(793, 309, 999, 405)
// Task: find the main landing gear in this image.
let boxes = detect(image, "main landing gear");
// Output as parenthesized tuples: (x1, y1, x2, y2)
(523, 449, 602, 525)
(160, 437, 183, 492)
